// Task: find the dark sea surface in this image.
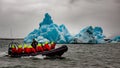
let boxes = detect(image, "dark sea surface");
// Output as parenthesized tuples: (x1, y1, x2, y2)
(0, 40, 120, 68)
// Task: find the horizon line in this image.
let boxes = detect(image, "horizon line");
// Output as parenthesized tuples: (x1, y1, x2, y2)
(0, 38, 24, 40)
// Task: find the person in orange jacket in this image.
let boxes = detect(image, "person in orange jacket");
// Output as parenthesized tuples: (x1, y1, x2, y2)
(50, 42, 56, 49)
(43, 42, 51, 51)
(36, 43, 43, 52)
(11, 45, 17, 55)
(17, 44, 23, 55)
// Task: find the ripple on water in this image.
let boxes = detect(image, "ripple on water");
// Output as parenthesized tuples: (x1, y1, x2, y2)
(0, 43, 120, 68)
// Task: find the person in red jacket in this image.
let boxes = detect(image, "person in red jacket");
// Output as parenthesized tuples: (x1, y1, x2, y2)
(17, 44, 23, 55)
(36, 44, 43, 52)
(43, 42, 51, 51)
(11, 45, 17, 55)
(50, 42, 56, 49)
(29, 45, 36, 54)
(23, 44, 36, 55)
(23, 44, 28, 54)
(26, 45, 36, 54)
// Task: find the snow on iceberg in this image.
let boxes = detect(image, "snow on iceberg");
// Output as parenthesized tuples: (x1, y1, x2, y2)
(74, 26, 106, 43)
(24, 13, 73, 43)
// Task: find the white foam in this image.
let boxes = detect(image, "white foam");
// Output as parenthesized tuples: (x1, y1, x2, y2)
(0, 51, 7, 57)
(21, 55, 46, 59)
(33, 55, 46, 59)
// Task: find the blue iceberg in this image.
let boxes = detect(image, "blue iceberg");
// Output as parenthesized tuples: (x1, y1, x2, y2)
(110, 36, 120, 43)
(74, 26, 106, 43)
(24, 13, 73, 43)
(93, 27, 106, 43)
(24, 13, 106, 44)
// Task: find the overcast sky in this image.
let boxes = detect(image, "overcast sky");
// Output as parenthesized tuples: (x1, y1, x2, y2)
(0, 0, 120, 38)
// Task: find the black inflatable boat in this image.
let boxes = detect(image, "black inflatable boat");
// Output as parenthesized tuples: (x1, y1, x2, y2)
(8, 42, 68, 58)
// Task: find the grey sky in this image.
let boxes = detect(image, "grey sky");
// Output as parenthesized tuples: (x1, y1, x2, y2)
(0, 0, 120, 38)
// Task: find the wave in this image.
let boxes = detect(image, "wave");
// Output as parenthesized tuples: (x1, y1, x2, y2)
(21, 55, 46, 59)
(0, 51, 8, 57)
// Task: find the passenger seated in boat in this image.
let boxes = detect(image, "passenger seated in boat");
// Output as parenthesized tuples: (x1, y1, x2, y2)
(50, 42, 56, 49)
(43, 42, 51, 51)
(17, 44, 23, 55)
(11, 44, 17, 55)
(25, 45, 36, 54)
(23, 44, 27, 54)
(36, 44, 43, 52)
(29, 45, 36, 54)
(31, 39, 38, 49)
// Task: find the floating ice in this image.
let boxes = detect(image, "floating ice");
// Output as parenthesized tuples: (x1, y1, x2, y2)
(74, 26, 105, 43)
(24, 13, 106, 44)
(111, 36, 120, 43)
(93, 27, 106, 43)
(24, 29, 40, 43)
(24, 13, 73, 43)
(0, 52, 7, 57)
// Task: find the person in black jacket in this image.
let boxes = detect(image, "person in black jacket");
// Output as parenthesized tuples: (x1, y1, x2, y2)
(31, 39, 38, 49)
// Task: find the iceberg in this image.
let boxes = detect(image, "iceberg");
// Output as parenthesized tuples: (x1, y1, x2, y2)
(93, 27, 106, 43)
(24, 13, 73, 43)
(24, 29, 40, 43)
(35, 36, 50, 43)
(110, 36, 120, 43)
(24, 13, 106, 44)
(74, 26, 106, 43)
(39, 13, 54, 27)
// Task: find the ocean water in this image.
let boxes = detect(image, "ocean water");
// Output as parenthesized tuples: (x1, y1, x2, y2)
(0, 40, 120, 68)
